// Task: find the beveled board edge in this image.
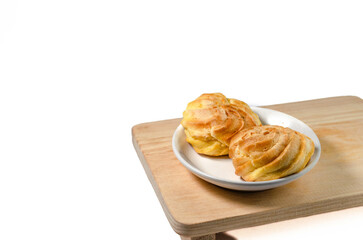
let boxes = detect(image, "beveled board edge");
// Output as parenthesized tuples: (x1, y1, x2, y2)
(173, 194, 363, 237)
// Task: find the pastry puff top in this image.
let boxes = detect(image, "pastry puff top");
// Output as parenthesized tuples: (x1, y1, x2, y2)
(181, 93, 261, 156)
(229, 125, 315, 181)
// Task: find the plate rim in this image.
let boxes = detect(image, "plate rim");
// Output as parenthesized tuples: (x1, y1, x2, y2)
(172, 106, 321, 190)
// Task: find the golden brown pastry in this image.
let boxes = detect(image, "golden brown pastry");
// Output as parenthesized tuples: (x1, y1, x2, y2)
(229, 125, 315, 181)
(181, 93, 261, 156)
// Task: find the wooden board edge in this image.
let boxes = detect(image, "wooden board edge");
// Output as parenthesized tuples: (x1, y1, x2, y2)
(263, 95, 362, 108)
(132, 118, 181, 134)
(170, 193, 363, 237)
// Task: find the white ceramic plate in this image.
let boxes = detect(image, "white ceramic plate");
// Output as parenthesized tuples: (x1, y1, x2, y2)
(172, 107, 321, 191)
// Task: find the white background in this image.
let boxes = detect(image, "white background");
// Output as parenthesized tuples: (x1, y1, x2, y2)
(1, 0, 362, 239)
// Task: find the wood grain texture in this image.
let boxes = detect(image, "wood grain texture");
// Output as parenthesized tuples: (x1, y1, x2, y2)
(132, 96, 363, 237)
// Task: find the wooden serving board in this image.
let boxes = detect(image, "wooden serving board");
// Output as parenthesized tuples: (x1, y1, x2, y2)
(132, 96, 363, 239)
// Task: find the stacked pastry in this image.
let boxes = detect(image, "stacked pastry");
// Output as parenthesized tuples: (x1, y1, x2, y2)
(181, 93, 315, 182)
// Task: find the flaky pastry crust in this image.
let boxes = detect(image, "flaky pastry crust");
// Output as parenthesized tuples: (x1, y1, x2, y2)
(181, 93, 261, 156)
(229, 125, 315, 181)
